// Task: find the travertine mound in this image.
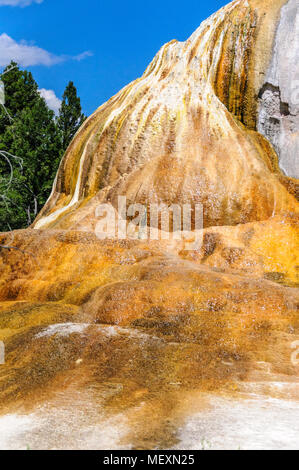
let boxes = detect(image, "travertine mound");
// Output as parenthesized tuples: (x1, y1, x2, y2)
(34, 0, 298, 231)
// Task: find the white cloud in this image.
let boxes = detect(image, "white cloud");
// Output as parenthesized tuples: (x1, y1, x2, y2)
(0, 34, 93, 67)
(38, 88, 61, 115)
(74, 51, 94, 61)
(0, 0, 42, 6)
(0, 34, 63, 66)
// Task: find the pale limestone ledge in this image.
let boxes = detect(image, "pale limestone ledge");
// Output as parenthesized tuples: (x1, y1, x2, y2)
(258, 0, 299, 178)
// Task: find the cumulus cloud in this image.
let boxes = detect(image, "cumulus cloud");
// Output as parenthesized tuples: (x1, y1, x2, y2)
(0, 34, 63, 66)
(0, 0, 43, 6)
(38, 88, 61, 115)
(0, 34, 93, 67)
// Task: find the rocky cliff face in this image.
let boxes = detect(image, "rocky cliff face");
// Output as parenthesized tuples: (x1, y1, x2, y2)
(0, 0, 298, 450)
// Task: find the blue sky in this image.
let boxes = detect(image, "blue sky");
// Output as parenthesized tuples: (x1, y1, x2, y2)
(0, 0, 228, 115)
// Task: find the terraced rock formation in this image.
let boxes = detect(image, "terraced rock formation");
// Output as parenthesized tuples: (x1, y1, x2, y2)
(0, 0, 298, 450)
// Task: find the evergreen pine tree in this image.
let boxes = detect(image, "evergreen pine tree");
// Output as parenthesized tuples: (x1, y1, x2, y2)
(57, 81, 85, 151)
(0, 62, 63, 231)
(0, 61, 38, 135)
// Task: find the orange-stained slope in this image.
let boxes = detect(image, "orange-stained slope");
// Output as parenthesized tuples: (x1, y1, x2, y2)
(33, 0, 298, 231)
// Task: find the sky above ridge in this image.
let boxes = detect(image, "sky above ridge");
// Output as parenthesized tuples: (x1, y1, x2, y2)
(0, 0, 229, 116)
